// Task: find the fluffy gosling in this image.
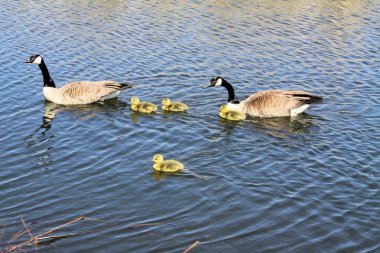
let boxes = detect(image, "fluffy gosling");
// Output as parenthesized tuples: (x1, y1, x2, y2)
(130, 96, 157, 114)
(152, 154, 184, 173)
(162, 98, 189, 112)
(219, 105, 246, 121)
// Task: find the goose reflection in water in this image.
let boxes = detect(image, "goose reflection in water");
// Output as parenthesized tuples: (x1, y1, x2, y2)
(26, 102, 59, 146)
(26, 99, 127, 168)
(214, 113, 321, 140)
(42, 99, 128, 122)
(247, 114, 321, 137)
(25, 102, 58, 169)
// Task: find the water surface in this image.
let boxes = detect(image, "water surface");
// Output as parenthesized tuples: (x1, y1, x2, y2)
(0, 0, 379, 252)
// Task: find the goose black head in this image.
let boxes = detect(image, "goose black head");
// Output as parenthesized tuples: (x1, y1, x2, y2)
(204, 76, 224, 88)
(25, 54, 43, 65)
(204, 76, 237, 103)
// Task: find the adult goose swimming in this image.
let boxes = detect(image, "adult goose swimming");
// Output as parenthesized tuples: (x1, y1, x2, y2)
(204, 76, 323, 118)
(25, 54, 133, 105)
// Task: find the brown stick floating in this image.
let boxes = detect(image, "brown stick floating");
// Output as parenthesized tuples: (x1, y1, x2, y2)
(182, 241, 200, 253)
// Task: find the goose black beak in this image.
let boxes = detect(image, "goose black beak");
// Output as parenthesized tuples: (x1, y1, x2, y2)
(203, 82, 212, 89)
(25, 57, 33, 63)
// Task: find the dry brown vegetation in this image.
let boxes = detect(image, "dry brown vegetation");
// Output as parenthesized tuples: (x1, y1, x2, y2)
(1, 216, 200, 253)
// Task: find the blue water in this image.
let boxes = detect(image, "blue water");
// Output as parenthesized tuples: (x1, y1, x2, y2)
(0, 1, 379, 252)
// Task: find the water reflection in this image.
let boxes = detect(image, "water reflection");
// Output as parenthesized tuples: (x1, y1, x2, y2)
(161, 110, 188, 117)
(248, 114, 318, 135)
(3, 0, 378, 251)
(316, 0, 365, 16)
(130, 111, 157, 123)
(25, 102, 57, 170)
(42, 101, 59, 127)
(25, 99, 127, 169)
(206, 114, 318, 144)
(218, 117, 244, 135)
(151, 170, 181, 182)
(216, 114, 318, 138)
(40, 99, 128, 123)
(151, 170, 213, 182)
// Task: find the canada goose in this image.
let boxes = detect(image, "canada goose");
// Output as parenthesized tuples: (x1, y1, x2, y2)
(161, 98, 189, 112)
(130, 96, 157, 113)
(219, 105, 246, 121)
(204, 76, 323, 118)
(152, 154, 184, 172)
(25, 54, 133, 105)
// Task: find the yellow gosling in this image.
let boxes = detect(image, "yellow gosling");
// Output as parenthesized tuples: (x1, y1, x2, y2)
(130, 96, 157, 114)
(162, 98, 189, 112)
(152, 154, 184, 173)
(219, 105, 246, 121)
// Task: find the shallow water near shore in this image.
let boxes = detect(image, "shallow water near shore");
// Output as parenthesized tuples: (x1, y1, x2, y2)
(0, 0, 379, 252)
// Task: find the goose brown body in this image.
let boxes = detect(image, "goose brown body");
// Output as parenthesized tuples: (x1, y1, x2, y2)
(205, 76, 323, 118)
(43, 81, 126, 105)
(228, 89, 321, 117)
(26, 54, 132, 105)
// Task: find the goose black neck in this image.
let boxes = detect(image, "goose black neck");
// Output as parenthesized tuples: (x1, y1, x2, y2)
(39, 60, 56, 88)
(222, 79, 236, 102)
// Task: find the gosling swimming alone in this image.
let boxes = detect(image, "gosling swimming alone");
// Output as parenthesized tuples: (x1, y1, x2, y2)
(130, 96, 157, 114)
(205, 76, 323, 118)
(25, 54, 133, 105)
(152, 154, 184, 172)
(161, 98, 188, 112)
(219, 105, 246, 121)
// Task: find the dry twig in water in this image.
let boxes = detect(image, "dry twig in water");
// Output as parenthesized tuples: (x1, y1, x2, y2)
(182, 240, 200, 253)
(5, 216, 95, 252)
(2, 216, 161, 253)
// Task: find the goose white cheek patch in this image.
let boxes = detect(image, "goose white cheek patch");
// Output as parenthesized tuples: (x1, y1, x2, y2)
(33, 56, 42, 65)
(215, 78, 223, 86)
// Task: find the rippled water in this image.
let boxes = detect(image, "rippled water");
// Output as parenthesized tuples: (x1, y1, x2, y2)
(0, 0, 379, 252)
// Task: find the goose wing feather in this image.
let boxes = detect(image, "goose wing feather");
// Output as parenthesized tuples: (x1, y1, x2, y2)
(59, 81, 122, 104)
(241, 90, 318, 117)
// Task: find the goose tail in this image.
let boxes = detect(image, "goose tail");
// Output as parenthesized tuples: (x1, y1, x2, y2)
(307, 95, 323, 104)
(119, 82, 134, 89)
(292, 94, 323, 104)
